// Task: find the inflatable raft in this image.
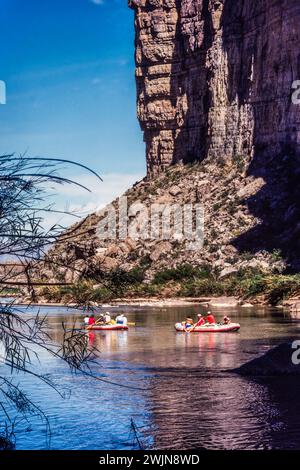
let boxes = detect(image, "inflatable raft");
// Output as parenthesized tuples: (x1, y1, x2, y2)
(175, 322, 240, 333)
(86, 324, 128, 331)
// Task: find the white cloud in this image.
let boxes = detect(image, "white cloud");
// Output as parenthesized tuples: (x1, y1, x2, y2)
(43, 172, 144, 230)
(90, 0, 105, 5)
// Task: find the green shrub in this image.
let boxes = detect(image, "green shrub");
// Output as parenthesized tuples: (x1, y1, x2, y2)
(153, 263, 212, 285)
(90, 286, 112, 302)
(106, 267, 145, 292)
(139, 255, 152, 268)
(232, 154, 246, 172)
(265, 275, 300, 305)
(128, 267, 146, 284)
(180, 278, 224, 297)
(271, 249, 283, 262)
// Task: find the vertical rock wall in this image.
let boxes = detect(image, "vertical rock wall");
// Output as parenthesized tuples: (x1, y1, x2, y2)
(129, 0, 300, 177)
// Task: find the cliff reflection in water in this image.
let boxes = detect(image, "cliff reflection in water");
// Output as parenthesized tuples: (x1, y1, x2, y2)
(147, 370, 288, 450)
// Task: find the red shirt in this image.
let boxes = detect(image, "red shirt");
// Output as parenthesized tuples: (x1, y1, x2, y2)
(88, 317, 95, 325)
(196, 318, 205, 326)
(206, 314, 216, 324)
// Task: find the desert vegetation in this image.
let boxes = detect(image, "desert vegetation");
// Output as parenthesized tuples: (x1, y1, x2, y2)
(39, 263, 300, 307)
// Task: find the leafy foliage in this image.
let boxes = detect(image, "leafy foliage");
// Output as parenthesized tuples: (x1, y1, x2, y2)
(0, 154, 105, 447)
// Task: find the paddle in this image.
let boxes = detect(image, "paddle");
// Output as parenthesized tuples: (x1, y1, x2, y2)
(85, 316, 104, 330)
(86, 316, 136, 328)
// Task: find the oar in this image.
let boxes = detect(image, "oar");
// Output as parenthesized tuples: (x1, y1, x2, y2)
(127, 322, 136, 327)
(86, 316, 104, 330)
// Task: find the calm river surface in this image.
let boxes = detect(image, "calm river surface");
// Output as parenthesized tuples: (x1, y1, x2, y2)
(2, 303, 300, 450)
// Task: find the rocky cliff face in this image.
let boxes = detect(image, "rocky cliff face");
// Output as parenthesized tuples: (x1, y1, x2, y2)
(129, 0, 300, 177)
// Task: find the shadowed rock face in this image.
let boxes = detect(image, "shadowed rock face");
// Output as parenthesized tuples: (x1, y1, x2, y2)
(129, 0, 300, 177)
(235, 342, 300, 376)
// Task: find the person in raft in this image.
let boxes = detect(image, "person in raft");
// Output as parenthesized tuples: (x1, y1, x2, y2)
(195, 314, 205, 327)
(88, 314, 96, 326)
(97, 313, 105, 324)
(116, 313, 128, 326)
(83, 314, 90, 326)
(183, 316, 194, 331)
(205, 311, 216, 325)
(104, 312, 111, 324)
(223, 315, 231, 325)
(188, 314, 205, 332)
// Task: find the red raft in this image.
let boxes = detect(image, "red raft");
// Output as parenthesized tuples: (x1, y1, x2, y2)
(86, 324, 128, 331)
(175, 322, 240, 333)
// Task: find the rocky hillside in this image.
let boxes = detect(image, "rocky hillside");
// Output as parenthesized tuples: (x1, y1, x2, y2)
(42, 159, 288, 285)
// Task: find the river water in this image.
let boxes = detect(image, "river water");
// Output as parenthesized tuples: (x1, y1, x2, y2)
(1, 303, 300, 450)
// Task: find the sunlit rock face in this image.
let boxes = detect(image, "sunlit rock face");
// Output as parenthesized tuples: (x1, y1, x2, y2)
(129, 0, 300, 177)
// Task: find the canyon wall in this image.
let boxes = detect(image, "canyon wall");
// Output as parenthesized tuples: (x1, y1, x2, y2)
(129, 0, 300, 177)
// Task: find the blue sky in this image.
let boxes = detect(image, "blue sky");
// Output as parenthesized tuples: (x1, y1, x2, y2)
(0, 0, 145, 225)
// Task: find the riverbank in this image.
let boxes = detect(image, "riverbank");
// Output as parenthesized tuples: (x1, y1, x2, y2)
(33, 267, 300, 310)
(8, 295, 296, 310)
(8, 296, 212, 308)
(4, 265, 300, 311)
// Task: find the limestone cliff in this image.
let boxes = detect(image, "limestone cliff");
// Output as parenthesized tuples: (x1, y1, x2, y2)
(129, 0, 300, 177)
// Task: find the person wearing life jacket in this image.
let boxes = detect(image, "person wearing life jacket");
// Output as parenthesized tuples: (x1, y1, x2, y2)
(223, 315, 231, 325)
(184, 316, 194, 331)
(83, 315, 90, 326)
(116, 313, 128, 325)
(97, 313, 105, 324)
(195, 314, 205, 327)
(116, 313, 124, 324)
(205, 311, 216, 325)
(88, 314, 96, 326)
(104, 312, 111, 324)
(189, 314, 205, 332)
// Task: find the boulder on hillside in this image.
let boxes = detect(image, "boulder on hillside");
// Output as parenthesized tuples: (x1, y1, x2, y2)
(169, 185, 182, 197)
(150, 241, 172, 262)
(219, 266, 239, 279)
(237, 178, 265, 200)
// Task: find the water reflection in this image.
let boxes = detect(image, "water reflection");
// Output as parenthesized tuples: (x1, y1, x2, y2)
(146, 369, 287, 450)
(1, 303, 300, 449)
